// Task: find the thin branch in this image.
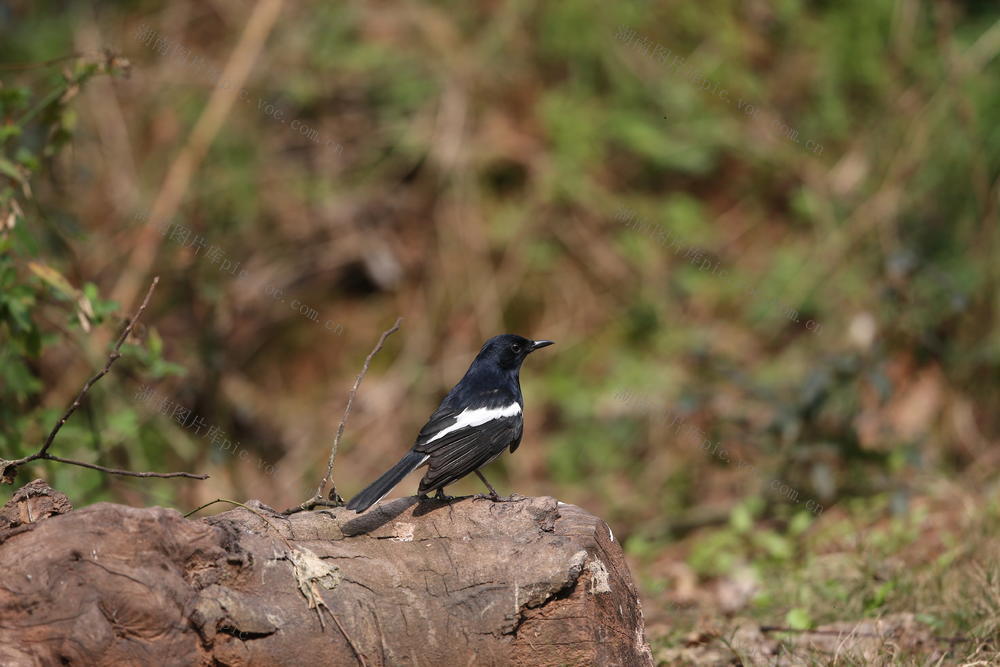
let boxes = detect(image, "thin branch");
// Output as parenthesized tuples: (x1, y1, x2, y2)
(0, 53, 84, 71)
(283, 318, 402, 515)
(12, 52, 128, 130)
(185, 498, 290, 546)
(41, 276, 159, 457)
(184, 498, 232, 519)
(323, 606, 368, 667)
(1, 276, 207, 485)
(41, 454, 208, 480)
(320, 318, 403, 501)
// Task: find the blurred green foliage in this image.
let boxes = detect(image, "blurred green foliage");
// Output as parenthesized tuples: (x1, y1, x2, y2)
(0, 53, 182, 490)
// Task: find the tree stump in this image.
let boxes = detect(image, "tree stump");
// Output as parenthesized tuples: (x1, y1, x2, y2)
(0, 482, 652, 666)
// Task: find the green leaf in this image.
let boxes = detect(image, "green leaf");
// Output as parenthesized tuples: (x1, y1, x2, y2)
(149, 328, 163, 357)
(755, 531, 793, 561)
(28, 261, 78, 300)
(730, 503, 753, 532)
(0, 157, 26, 185)
(864, 580, 896, 612)
(788, 511, 813, 535)
(786, 608, 812, 630)
(0, 125, 22, 143)
(5, 294, 34, 331)
(25, 326, 41, 358)
(0, 86, 30, 114)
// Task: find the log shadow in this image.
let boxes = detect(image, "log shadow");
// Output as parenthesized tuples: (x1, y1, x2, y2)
(411, 494, 476, 518)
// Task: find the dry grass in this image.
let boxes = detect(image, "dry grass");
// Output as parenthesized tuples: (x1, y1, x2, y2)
(642, 481, 1000, 665)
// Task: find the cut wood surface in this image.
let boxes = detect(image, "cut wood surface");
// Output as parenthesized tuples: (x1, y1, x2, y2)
(0, 480, 653, 666)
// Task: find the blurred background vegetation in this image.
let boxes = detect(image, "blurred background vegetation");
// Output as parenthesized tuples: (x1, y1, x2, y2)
(2, 0, 998, 662)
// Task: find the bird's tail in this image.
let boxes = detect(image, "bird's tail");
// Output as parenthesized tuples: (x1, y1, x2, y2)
(346, 451, 428, 513)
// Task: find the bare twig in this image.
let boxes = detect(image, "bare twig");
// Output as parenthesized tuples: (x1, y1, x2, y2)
(283, 318, 402, 515)
(42, 276, 158, 457)
(183, 498, 230, 519)
(323, 606, 368, 667)
(0, 53, 83, 70)
(184, 498, 290, 545)
(320, 318, 403, 501)
(0, 276, 208, 485)
(41, 454, 207, 480)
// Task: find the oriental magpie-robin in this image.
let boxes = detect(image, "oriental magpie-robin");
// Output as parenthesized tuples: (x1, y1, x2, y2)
(346, 334, 553, 513)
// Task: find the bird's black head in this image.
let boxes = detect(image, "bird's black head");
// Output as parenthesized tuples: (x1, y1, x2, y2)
(476, 334, 554, 371)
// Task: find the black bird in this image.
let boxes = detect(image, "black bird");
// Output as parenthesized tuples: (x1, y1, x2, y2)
(346, 334, 553, 513)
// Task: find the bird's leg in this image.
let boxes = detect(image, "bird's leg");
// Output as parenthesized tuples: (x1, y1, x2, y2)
(474, 470, 501, 501)
(434, 487, 454, 501)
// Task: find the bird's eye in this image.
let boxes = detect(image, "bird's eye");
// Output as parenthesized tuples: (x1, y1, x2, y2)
(511, 344, 521, 353)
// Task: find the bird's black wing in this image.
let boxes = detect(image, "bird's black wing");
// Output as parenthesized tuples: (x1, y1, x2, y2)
(414, 414, 522, 494)
(411, 390, 523, 494)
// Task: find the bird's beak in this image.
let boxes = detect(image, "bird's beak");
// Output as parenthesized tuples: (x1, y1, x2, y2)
(530, 340, 555, 352)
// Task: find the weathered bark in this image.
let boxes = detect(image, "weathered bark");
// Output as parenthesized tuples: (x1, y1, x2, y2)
(0, 481, 652, 666)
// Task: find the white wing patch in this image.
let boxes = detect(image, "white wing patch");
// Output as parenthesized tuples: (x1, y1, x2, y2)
(426, 403, 521, 443)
